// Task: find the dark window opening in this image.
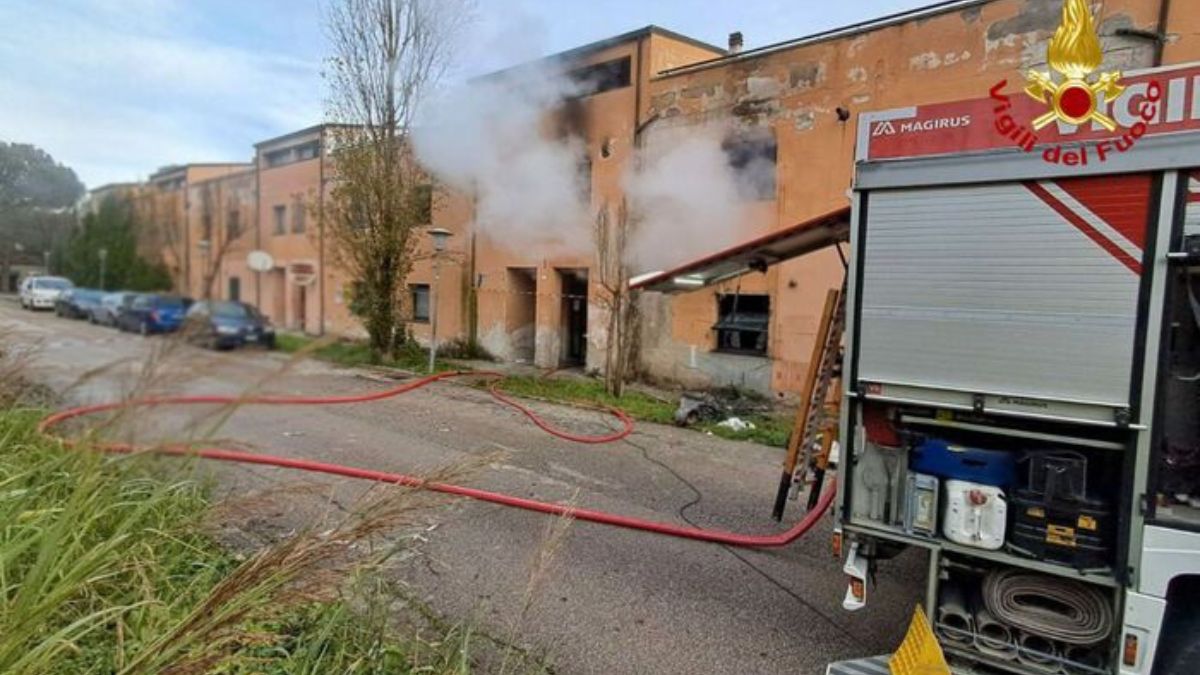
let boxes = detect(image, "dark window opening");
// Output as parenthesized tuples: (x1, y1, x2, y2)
(292, 196, 305, 233)
(227, 209, 241, 239)
(714, 294, 769, 356)
(723, 133, 778, 201)
(201, 212, 213, 241)
(412, 184, 433, 225)
(578, 157, 592, 203)
(568, 56, 631, 98)
(410, 284, 430, 323)
(273, 205, 286, 235)
(228, 277, 241, 302)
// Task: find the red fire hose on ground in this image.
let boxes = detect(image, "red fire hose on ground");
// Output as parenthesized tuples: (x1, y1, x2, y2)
(38, 371, 835, 548)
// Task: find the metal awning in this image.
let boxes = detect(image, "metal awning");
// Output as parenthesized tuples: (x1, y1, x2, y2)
(629, 206, 850, 293)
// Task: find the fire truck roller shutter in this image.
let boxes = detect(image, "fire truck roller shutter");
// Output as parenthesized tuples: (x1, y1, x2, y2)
(857, 174, 1153, 410)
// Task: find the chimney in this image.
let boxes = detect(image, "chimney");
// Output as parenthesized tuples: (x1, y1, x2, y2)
(728, 31, 743, 55)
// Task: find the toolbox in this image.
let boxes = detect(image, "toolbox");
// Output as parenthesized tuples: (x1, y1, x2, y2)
(910, 438, 1016, 488)
(1008, 491, 1114, 568)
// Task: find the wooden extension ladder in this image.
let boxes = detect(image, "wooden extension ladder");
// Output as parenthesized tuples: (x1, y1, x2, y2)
(772, 280, 845, 521)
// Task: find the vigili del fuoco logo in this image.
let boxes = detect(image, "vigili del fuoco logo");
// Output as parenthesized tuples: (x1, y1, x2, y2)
(989, 0, 1161, 165)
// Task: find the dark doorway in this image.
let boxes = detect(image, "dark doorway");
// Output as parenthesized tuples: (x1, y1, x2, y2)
(558, 269, 588, 367)
(296, 285, 307, 332)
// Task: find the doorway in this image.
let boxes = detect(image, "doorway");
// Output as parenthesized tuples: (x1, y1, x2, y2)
(506, 268, 536, 363)
(296, 284, 308, 332)
(558, 268, 588, 367)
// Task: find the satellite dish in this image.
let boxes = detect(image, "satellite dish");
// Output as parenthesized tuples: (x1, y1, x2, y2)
(247, 250, 274, 272)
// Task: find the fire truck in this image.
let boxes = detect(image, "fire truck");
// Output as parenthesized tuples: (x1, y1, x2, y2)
(632, 58, 1200, 674)
(824, 60, 1200, 674)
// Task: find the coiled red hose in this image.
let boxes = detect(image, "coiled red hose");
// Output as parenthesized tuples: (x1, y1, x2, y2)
(38, 371, 835, 548)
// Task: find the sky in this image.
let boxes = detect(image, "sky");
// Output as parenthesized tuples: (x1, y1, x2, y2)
(0, 0, 934, 189)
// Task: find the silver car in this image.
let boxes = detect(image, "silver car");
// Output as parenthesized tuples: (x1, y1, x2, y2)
(91, 291, 134, 326)
(19, 276, 73, 310)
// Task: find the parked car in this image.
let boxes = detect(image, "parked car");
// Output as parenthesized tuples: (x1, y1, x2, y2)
(116, 294, 190, 335)
(55, 288, 105, 319)
(183, 300, 275, 350)
(18, 276, 73, 310)
(90, 292, 134, 326)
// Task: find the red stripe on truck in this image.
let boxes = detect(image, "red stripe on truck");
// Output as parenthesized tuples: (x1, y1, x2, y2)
(1024, 181, 1143, 276)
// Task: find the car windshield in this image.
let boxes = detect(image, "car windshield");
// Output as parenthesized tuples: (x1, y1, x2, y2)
(77, 290, 103, 302)
(34, 278, 72, 290)
(154, 296, 186, 309)
(212, 301, 252, 318)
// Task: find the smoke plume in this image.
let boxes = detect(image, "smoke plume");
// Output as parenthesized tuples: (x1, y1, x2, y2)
(412, 68, 591, 256)
(414, 65, 766, 273)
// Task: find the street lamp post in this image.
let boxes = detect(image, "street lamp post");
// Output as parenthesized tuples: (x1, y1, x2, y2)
(97, 248, 108, 290)
(427, 227, 452, 373)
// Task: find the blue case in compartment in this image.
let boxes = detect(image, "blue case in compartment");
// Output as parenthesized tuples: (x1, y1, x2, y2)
(910, 438, 1016, 488)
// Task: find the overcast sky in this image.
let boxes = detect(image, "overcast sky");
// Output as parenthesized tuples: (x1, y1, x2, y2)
(0, 0, 932, 188)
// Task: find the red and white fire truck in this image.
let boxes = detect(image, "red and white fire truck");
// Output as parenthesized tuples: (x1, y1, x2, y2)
(828, 60, 1200, 674)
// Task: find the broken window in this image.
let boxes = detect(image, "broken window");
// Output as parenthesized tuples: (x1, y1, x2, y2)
(714, 293, 769, 356)
(273, 205, 286, 235)
(723, 133, 777, 201)
(568, 56, 632, 98)
(295, 140, 320, 161)
(410, 284, 430, 322)
(578, 157, 592, 203)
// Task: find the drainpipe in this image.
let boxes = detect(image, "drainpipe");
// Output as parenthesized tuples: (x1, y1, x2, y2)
(1155, 0, 1172, 66)
(318, 128, 327, 336)
(254, 152, 262, 310)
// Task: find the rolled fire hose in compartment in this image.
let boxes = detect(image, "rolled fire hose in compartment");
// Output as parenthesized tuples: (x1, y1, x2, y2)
(981, 569, 1113, 646)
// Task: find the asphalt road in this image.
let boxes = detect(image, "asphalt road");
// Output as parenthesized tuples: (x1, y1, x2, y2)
(2, 298, 924, 674)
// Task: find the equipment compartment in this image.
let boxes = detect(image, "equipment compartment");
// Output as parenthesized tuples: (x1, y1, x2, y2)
(935, 555, 1116, 675)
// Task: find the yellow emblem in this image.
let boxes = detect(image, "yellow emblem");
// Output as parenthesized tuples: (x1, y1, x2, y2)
(1025, 0, 1125, 131)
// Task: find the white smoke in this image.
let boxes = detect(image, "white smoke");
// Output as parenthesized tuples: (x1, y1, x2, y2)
(415, 63, 766, 273)
(412, 68, 592, 256)
(623, 124, 749, 273)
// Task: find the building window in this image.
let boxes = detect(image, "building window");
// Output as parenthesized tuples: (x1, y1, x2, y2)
(578, 157, 592, 203)
(227, 209, 241, 239)
(411, 183, 433, 224)
(201, 212, 213, 241)
(273, 205, 286, 235)
(228, 276, 241, 302)
(265, 148, 290, 167)
(723, 133, 778, 201)
(295, 140, 320, 161)
(568, 56, 632, 97)
(714, 294, 769, 356)
(410, 284, 430, 323)
(292, 197, 305, 233)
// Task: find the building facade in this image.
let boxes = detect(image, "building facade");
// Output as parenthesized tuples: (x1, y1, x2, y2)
(130, 0, 1200, 396)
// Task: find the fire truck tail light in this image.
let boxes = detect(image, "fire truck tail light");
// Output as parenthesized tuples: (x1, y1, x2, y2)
(1122, 633, 1139, 667)
(849, 577, 865, 601)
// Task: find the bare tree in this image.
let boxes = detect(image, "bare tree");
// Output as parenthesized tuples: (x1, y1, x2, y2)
(195, 178, 252, 300)
(594, 200, 640, 397)
(322, 0, 469, 362)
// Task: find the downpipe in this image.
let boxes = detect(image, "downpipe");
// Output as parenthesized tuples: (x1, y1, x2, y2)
(39, 370, 835, 549)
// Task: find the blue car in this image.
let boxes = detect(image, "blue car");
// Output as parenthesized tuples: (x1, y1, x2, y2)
(116, 294, 191, 335)
(183, 300, 276, 350)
